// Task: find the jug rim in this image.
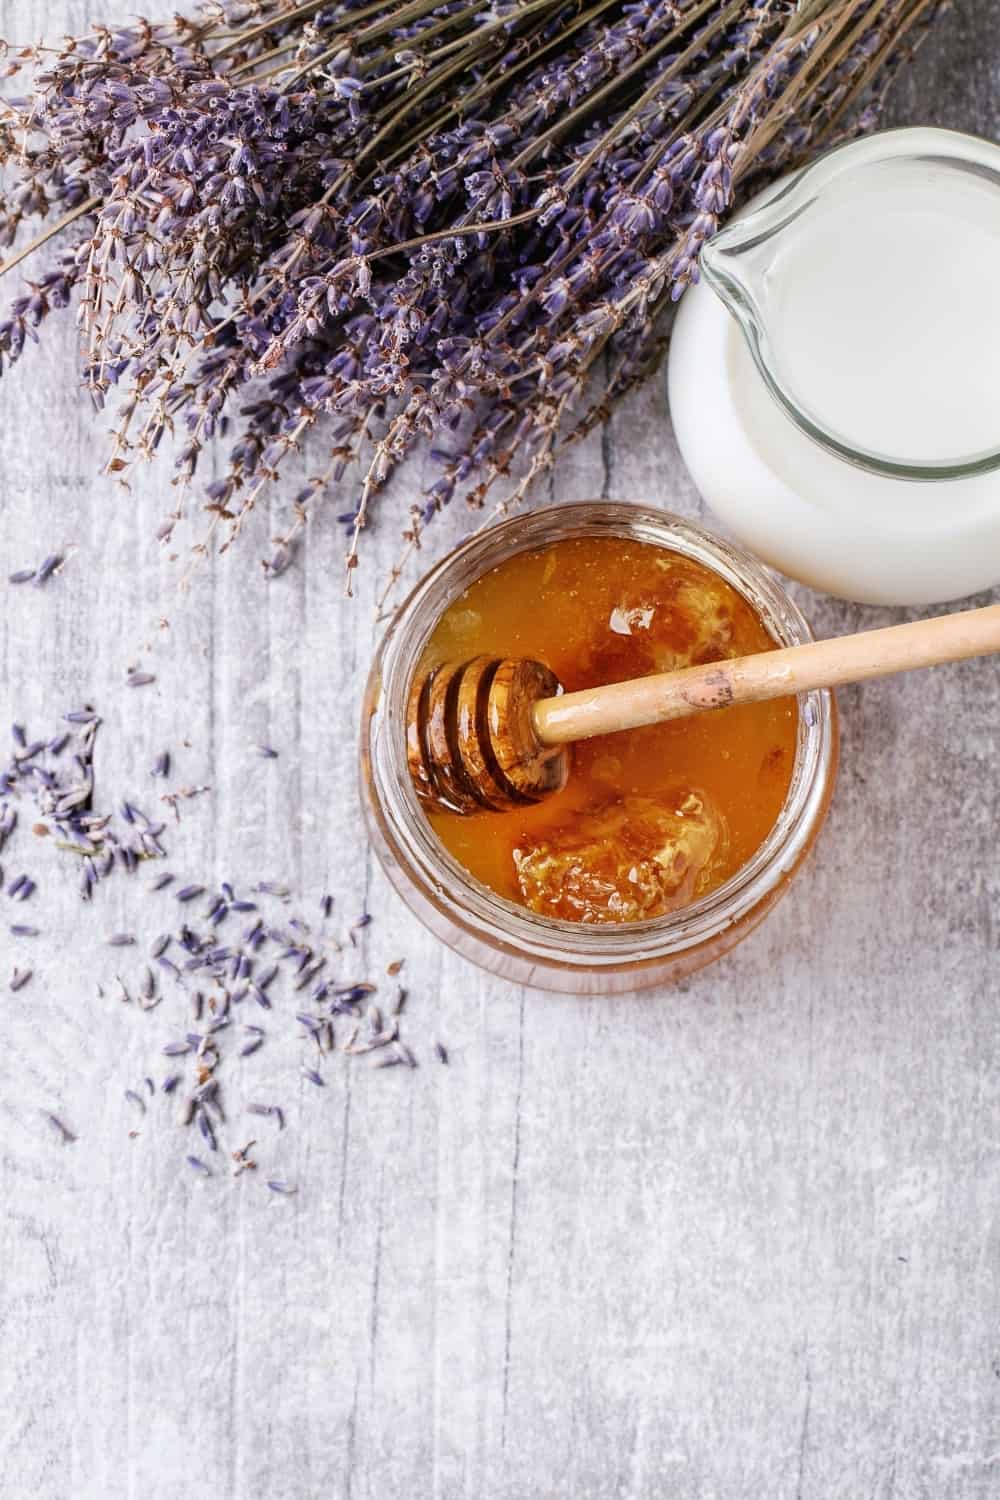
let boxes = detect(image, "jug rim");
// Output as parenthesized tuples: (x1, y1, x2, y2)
(699, 126, 1000, 483)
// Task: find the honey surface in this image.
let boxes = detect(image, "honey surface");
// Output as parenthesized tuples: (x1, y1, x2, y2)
(419, 535, 797, 921)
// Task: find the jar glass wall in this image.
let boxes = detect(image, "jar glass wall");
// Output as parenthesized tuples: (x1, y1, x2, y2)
(361, 502, 838, 993)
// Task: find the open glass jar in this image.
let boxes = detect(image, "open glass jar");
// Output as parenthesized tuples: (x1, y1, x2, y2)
(361, 503, 838, 993)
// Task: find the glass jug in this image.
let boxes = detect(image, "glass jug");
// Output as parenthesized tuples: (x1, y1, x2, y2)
(668, 127, 1000, 606)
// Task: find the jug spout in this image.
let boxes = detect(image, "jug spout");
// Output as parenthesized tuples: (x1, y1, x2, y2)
(698, 196, 791, 347)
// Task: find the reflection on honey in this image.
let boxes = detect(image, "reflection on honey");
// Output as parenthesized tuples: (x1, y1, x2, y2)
(418, 535, 797, 921)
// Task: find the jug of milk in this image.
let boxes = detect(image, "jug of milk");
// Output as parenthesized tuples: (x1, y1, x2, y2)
(668, 128, 1000, 606)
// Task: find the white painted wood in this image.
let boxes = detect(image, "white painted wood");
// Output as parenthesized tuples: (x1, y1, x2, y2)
(1, 5, 999, 1497)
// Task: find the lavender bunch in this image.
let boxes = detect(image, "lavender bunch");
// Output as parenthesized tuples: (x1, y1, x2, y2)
(0, 0, 947, 587)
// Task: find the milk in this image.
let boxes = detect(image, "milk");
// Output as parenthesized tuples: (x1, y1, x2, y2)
(668, 129, 1000, 606)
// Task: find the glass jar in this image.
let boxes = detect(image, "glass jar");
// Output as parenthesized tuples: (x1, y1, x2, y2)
(360, 502, 838, 993)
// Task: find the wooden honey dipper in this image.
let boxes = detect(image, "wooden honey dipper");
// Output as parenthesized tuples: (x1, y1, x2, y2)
(408, 602, 1000, 814)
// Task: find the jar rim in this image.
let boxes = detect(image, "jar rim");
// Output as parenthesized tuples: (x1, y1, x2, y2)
(363, 501, 836, 971)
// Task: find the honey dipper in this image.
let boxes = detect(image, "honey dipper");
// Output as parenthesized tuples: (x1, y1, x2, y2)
(408, 602, 1000, 814)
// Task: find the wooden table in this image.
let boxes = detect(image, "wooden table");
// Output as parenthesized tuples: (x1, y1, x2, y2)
(2, 5, 999, 1496)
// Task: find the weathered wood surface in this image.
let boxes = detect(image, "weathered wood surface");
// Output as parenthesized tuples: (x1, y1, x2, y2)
(2, 5, 999, 1497)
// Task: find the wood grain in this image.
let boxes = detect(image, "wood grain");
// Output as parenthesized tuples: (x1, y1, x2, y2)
(1, 5, 999, 1498)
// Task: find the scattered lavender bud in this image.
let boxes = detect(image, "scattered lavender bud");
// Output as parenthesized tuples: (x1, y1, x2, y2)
(198, 1111, 218, 1152)
(187, 1156, 211, 1176)
(9, 569, 36, 584)
(126, 671, 156, 688)
(338, 983, 377, 1003)
(44, 1112, 76, 1143)
(34, 555, 63, 587)
(267, 1181, 297, 1196)
(248, 1103, 276, 1121)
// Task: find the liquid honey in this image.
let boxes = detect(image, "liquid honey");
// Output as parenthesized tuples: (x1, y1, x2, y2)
(417, 535, 797, 923)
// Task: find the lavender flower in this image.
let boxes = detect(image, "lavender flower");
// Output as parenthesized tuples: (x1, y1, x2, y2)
(0, 0, 941, 587)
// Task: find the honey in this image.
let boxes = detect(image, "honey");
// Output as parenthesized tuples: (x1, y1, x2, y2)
(416, 535, 798, 923)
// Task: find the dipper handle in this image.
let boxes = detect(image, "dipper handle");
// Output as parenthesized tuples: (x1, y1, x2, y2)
(532, 603, 1000, 745)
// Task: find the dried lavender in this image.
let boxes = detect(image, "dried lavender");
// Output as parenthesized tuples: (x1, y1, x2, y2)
(44, 1112, 77, 1143)
(0, 0, 946, 588)
(2, 698, 429, 1190)
(249, 1103, 286, 1131)
(34, 555, 64, 587)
